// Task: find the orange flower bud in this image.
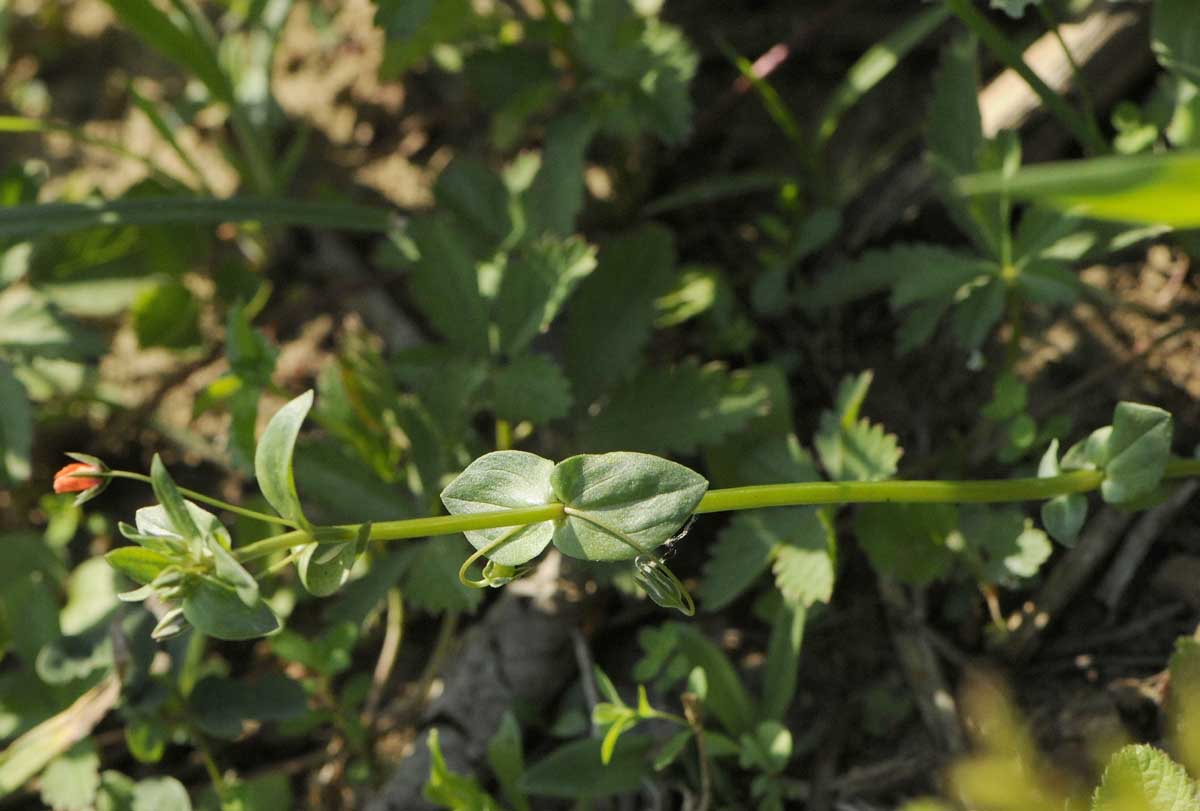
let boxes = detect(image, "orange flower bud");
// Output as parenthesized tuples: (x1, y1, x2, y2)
(53, 462, 102, 494)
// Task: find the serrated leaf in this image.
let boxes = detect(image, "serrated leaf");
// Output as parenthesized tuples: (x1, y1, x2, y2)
(565, 224, 677, 403)
(550, 452, 707, 562)
(401, 539, 483, 613)
(523, 113, 597, 237)
(441, 451, 556, 567)
(1092, 744, 1199, 811)
(40, 741, 99, 811)
(815, 374, 902, 482)
(491, 355, 573, 425)
(581, 362, 772, 456)
(0, 361, 31, 484)
(434, 155, 515, 253)
(255, 390, 313, 528)
(495, 235, 597, 355)
(1169, 637, 1200, 777)
(698, 514, 776, 611)
(406, 214, 490, 355)
(182, 580, 280, 641)
(855, 503, 959, 586)
(1101, 403, 1173, 505)
(771, 510, 837, 608)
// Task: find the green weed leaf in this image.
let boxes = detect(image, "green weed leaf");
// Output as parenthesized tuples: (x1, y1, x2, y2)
(815, 373, 902, 481)
(441, 451, 556, 567)
(188, 674, 309, 740)
(40, 741, 99, 811)
(0, 362, 31, 484)
(673, 624, 756, 736)
(150, 455, 200, 546)
(182, 580, 280, 641)
(520, 735, 655, 798)
(255, 390, 313, 529)
(761, 603, 805, 722)
(1153, 0, 1200, 84)
(131, 776, 192, 811)
(400, 540, 483, 613)
(495, 235, 597, 355)
(960, 506, 1052, 586)
(423, 727, 500, 810)
(491, 355, 573, 425)
(550, 452, 707, 562)
(698, 513, 776, 611)
(1092, 744, 1199, 811)
(297, 541, 358, 597)
(1101, 403, 1172, 505)
(406, 214, 490, 356)
(105, 547, 172, 585)
(1038, 440, 1087, 546)
(771, 524, 836, 609)
(855, 503, 959, 586)
(486, 711, 530, 811)
(131, 280, 201, 349)
(565, 225, 677, 403)
(581, 362, 772, 456)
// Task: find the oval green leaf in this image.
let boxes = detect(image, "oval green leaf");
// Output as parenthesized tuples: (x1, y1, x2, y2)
(297, 542, 357, 597)
(105, 547, 173, 585)
(1101, 402, 1173, 505)
(255, 390, 313, 528)
(441, 450, 557, 567)
(550, 452, 708, 562)
(520, 735, 655, 798)
(183, 580, 281, 640)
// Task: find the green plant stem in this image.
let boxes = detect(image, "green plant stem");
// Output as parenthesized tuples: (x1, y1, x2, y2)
(98, 470, 298, 528)
(943, 0, 1107, 155)
(232, 459, 1200, 564)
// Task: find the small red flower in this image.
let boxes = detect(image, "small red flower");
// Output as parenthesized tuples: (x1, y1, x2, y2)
(53, 462, 103, 494)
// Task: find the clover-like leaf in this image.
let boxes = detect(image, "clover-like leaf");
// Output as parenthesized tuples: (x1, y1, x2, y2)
(550, 452, 708, 562)
(1101, 402, 1173, 505)
(255, 390, 314, 529)
(1037, 440, 1087, 546)
(182, 580, 280, 640)
(441, 450, 557, 567)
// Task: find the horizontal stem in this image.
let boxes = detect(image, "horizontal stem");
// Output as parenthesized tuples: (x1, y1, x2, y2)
(231, 459, 1200, 564)
(694, 470, 1105, 512)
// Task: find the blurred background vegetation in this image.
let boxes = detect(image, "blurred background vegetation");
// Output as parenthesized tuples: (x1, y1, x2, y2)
(3, 0, 1200, 809)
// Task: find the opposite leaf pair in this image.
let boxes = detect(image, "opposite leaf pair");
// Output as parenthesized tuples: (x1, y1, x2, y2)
(441, 450, 707, 611)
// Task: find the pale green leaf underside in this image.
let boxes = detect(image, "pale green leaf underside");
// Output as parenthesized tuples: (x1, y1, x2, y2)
(550, 452, 708, 562)
(1101, 402, 1173, 505)
(441, 450, 557, 567)
(255, 390, 313, 528)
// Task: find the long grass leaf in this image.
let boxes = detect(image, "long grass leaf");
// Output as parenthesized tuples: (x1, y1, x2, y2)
(0, 197, 400, 239)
